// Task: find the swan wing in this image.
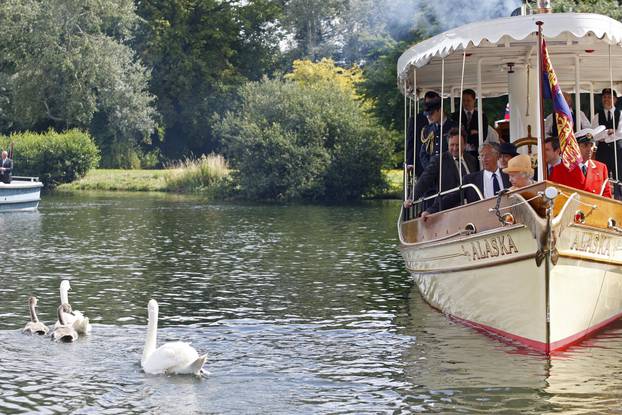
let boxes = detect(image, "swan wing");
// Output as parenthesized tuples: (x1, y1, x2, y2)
(142, 342, 201, 375)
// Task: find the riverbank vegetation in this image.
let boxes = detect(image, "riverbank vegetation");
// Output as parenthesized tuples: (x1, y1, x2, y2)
(0, 130, 99, 187)
(1, 1, 617, 201)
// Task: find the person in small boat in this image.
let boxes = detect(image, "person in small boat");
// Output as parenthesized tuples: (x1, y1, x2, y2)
(577, 129, 612, 198)
(0, 151, 13, 184)
(497, 142, 518, 170)
(544, 92, 590, 138)
(406, 91, 441, 178)
(451, 89, 488, 158)
(418, 95, 455, 173)
(502, 154, 534, 190)
(421, 142, 510, 218)
(545, 137, 586, 190)
(410, 127, 478, 209)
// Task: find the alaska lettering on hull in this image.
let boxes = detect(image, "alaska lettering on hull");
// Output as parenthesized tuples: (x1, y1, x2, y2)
(569, 231, 614, 257)
(462, 234, 519, 261)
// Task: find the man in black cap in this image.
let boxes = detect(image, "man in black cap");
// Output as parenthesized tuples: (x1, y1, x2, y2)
(418, 95, 455, 173)
(576, 127, 612, 198)
(591, 88, 622, 190)
(406, 91, 440, 178)
(497, 142, 518, 170)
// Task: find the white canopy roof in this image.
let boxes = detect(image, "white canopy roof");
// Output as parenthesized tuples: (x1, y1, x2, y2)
(398, 13, 622, 97)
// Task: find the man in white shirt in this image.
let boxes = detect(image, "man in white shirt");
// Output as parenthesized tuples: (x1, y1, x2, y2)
(592, 88, 622, 198)
(544, 92, 590, 138)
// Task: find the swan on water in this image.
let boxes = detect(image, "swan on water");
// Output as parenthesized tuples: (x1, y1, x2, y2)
(141, 299, 207, 376)
(22, 296, 49, 335)
(55, 280, 91, 335)
(51, 304, 78, 342)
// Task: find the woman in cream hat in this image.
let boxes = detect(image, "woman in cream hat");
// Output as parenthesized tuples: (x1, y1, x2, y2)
(502, 154, 534, 190)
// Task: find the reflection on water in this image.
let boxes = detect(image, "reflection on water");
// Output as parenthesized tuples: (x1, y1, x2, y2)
(0, 192, 620, 413)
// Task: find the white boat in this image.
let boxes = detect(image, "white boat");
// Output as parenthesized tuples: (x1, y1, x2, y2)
(0, 176, 44, 211)
(398, 5, 622, 353)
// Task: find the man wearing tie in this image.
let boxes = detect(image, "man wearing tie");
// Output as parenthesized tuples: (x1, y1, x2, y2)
(0, 151, 12, 184)
(591, 88, 622, 192)
(576, 129, 612, 198)
(422, 142, 510, 216)
(410, 128, 478, 209)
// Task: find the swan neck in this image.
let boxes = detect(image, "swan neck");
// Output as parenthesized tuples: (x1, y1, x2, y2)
(29, 302, 38, 323)
(57, 306, 65, 325)
(143, 308, 158, 362)
(60, 286, 69, 305)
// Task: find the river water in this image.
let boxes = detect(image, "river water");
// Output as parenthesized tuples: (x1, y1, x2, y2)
(0, 192, 621, 414)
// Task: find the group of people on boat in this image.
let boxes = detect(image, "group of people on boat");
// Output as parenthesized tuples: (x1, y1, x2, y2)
(404, 87, 620, 217)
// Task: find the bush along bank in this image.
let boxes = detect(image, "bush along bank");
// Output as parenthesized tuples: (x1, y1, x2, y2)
(0, 129, 100, 188)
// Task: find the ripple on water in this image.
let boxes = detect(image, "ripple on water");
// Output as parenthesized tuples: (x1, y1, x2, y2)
(0, 195, 621, 413)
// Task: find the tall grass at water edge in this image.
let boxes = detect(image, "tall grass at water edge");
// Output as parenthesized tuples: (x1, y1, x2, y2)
(164, 154, 231, 194)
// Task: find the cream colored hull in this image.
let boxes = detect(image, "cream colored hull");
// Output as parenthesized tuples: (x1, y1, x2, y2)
(400, 193, 622, 352)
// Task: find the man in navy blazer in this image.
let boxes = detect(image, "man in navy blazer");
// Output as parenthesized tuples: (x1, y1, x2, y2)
(422, 142, 511, 216)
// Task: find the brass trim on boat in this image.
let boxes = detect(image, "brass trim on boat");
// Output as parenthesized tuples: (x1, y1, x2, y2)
(406, 252, 537, 274)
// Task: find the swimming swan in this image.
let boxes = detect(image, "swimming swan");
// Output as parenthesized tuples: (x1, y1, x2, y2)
(22, 296, 49, 335)
(55, 280, 91, 335)
(51, 304, 78, 342)
(141, 299, 207, 376)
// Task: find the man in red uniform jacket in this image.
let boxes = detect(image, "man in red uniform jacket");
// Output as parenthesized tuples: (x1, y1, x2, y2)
(546, 137, 585, 190)
(576, 129, 612, 198)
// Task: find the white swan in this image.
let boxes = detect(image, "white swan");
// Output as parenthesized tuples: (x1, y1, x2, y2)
(141, 299, 207, 376)
(51, 304, 78, 342)
(55, 280, 91, 335)
(22, 296, 49, 335)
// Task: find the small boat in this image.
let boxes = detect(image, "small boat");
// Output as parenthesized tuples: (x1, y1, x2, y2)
(398, 3, 622, 353)
(0, 176, 44, 211)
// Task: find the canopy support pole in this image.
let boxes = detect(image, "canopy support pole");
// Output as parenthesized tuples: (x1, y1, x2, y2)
(609, 45, 619, 183)
(438, 58, 446, 205)
(477, 58, 484, 146)
(403, 79, 408, 202)
(575, 56, 581, 132)
(412, 71, 418, 200)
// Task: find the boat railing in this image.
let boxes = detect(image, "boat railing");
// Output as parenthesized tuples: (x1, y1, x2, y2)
(12, 176, 40, 182)
(403, 183, 484, 221)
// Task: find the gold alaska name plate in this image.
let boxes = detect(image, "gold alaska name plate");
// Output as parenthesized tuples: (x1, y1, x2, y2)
(462, 234, 519, 261)
(568, 231, 620, 257)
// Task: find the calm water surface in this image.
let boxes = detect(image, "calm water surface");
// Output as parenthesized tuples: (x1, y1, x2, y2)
(0, 192, 621, 414)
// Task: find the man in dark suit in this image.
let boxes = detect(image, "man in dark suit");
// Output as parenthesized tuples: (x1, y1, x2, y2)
(406, 91, 440, 178)
(592, 88, 622, 198)
(0, 151, 12, 184)
(422, 142, 510, 216)
(410, 128, 478, 209)
(451, 89, 488, 156)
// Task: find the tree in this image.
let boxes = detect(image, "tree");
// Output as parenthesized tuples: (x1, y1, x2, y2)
(134, 0, 283, 159)
(0, 0, 157, 167)
(215, 74, 391, 201)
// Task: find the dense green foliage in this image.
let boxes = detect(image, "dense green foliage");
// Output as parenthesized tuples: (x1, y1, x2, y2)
(0, 0, 157, 167)
(216, 77, 391, 201)
(0, 130, 100, 187)
(134, 0, 283, 158)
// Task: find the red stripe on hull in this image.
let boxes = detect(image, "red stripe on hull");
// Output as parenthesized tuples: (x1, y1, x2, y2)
(448, 311, 622, 354)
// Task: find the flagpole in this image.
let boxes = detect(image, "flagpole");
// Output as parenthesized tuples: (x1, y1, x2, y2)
(537, 21, 548, 181)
